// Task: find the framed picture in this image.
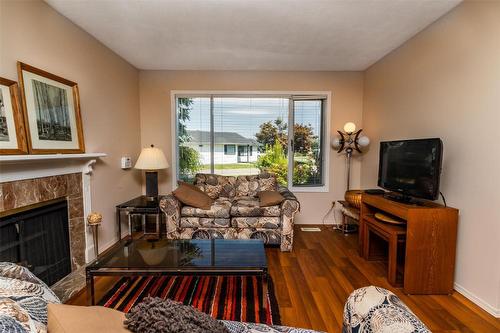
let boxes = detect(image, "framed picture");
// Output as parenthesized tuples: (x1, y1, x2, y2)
(0, 77, 28, 154)
(17, 62, 85, 154)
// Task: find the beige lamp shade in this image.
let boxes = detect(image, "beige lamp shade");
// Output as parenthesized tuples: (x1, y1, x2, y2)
(135, 145, 169, 170)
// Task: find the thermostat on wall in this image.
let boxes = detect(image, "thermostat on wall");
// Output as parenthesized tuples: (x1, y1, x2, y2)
(121, 157, 132, 169)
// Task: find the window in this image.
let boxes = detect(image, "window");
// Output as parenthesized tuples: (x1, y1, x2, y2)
(224, 144, 236, 155)
(174, 93, 329, 191)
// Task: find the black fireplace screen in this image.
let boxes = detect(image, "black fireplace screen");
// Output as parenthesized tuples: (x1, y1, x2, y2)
(0, 199, 72, 286)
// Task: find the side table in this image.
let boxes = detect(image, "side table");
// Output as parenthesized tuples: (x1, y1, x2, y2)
(336, 200, 360, 234)
(116, 196, 162, 241)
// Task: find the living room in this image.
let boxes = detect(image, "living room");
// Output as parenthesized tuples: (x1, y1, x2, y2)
(0, 0, 499, 332)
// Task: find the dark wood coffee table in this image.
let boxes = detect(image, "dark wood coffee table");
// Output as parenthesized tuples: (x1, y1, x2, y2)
(85, 239, 268, 307)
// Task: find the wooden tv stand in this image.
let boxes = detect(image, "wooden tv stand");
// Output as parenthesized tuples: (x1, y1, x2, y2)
(359, 193, 458, 294)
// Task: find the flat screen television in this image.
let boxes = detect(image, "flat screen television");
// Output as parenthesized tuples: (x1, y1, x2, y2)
(378, 138, 443, 201)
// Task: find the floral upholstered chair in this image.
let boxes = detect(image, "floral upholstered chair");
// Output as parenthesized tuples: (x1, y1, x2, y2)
(159, 173, 300, 251)
(343, 286, 430, 333)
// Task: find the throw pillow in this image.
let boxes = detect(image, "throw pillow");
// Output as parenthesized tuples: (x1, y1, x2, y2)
(124, 297, 229, 333)
(47, 304, 128, 333)
(258, 190, 285, 207)
(173, 181, 214, 210)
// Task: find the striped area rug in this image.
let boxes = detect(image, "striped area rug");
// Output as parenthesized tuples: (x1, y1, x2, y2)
(99, 275, 280, 325)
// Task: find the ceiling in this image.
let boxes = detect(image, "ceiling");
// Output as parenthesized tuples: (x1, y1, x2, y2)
(45, 0, 461, 71)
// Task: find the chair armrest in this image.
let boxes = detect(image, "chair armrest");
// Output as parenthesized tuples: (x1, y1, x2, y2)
(343, 286, 430, 333)
(159, 194, 181, 238)
(278, 186, 299, 203)
(278, 186, 300, 251)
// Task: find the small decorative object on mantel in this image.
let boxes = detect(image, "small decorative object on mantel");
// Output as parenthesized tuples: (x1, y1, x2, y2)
(17, 62, 85, 154)
(87, 212, 102, 258)
(0, 77, 28, 154)
(135, 145, 169, 201)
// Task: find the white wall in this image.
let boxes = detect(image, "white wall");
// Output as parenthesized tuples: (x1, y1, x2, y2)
(361, 1, 500, 316)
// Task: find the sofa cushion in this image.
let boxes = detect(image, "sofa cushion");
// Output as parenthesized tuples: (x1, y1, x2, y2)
(235, 174, 277, 197)
(47, 304, 128, 333)
(231, 217, 281, 229)
(181, 198, 232, 218)
(230, 197, 281, 217)
(180, 217, 231, 228)
(173, 181, 214, 210)
(194, 174, 236, 199)
(258, 191, 285, 207)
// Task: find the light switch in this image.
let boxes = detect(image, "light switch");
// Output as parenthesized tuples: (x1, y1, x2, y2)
(121, 156, 132, 169)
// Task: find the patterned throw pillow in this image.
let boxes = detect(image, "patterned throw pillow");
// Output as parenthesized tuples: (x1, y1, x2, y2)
(235, 174, 277, 197)
(194, 174, 236, 199)
(0, 262, 61, 333)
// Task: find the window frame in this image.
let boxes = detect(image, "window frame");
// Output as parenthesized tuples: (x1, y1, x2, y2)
(224, 144, 236, 155)
(171, 91, 331, 193)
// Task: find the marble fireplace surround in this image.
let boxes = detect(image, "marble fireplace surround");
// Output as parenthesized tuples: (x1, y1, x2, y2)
(0, 173, 86, 270)
(0, 154, 105, 301)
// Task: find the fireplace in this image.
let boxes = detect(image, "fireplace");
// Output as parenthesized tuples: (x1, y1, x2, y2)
(0, 198, 72, 286)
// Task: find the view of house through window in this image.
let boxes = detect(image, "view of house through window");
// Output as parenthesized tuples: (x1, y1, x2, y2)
(176, 95, 326, 188)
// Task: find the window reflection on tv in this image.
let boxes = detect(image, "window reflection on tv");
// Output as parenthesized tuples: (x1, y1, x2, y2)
(378, 138, 443, 200)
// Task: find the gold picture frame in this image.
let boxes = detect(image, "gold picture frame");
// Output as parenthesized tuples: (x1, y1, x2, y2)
(0, 77, 28, 155)
(17, 62, 85, 154)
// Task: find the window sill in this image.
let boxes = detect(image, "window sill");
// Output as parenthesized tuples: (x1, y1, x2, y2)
(289, 186, 329, 193)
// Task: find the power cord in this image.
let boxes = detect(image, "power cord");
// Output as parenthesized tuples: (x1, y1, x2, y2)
(439, 191, 447, 207)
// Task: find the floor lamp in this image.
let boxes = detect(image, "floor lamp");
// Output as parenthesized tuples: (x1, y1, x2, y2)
(332, 122, 370, 191)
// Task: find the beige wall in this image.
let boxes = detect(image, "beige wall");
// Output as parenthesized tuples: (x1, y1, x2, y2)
(0, 0, 142, 252)
(362, 1, 500, 314)
(139, 71, 364, 224)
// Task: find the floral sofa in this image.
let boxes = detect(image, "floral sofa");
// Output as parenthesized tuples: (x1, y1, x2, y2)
(159, 173, 300, 251)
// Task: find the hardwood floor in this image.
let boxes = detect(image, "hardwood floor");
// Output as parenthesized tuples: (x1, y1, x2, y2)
(68, 225, 500, 332)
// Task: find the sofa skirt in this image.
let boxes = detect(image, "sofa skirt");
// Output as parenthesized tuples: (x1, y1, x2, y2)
(171, 227, 282, 245)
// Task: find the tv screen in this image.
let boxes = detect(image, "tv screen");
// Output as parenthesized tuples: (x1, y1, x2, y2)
(378, 138, 443, 200)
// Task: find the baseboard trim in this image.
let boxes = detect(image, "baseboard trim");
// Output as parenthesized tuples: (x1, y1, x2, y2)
(454, 283, 500, 318)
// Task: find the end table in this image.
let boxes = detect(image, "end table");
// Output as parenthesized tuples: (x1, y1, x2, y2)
(116, 196, 163, 241)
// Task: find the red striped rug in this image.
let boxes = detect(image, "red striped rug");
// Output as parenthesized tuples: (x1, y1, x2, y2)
(99, 275, 280, 325)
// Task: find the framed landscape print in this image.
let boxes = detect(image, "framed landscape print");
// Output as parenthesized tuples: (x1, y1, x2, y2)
(17, 62, 85, 154)
(0, 77, 28, 154)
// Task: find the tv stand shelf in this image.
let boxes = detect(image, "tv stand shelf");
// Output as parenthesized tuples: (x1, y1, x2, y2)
(359, 194, 459, 294)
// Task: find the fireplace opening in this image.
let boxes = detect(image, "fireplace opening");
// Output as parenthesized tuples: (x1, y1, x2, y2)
(0, 198, 72, 286)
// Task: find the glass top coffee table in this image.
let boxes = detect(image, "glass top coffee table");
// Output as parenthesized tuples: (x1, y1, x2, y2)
(85, 239, 268, 307)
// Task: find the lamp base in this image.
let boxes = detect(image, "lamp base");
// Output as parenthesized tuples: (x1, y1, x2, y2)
(145, 171, 158, 199)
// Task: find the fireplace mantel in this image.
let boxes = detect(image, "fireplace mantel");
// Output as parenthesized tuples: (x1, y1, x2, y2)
(0, 153, 106, 163)
(1, 152, 107, 264)
(0, 153, 106, 182)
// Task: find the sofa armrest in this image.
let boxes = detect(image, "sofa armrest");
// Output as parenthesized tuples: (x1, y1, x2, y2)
(342, 286, 430, 333)
(159, 194, 181, 238)
(278, 186, 300, 252)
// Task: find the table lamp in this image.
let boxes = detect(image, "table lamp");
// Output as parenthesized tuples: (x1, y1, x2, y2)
(135, 145, 169, 200)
